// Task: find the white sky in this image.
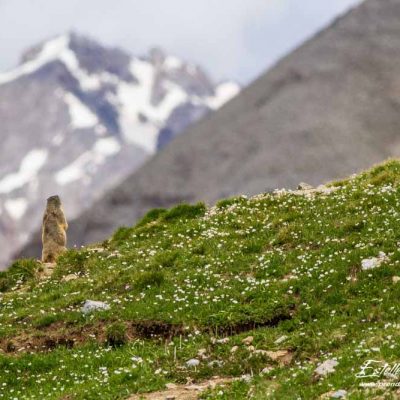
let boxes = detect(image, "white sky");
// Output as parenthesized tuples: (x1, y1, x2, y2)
(0, 0, 363, 84)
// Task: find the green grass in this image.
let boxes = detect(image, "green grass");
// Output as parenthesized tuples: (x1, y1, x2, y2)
(0, 258, 40, 292)
(2, 161, 400, 399)
(106, 322, 128, 347)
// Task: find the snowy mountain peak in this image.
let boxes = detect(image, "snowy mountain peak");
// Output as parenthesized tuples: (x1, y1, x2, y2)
(0, 33, 240, 268)
(1, 33, 239, 151)
(19, 32, 132, 80)
(148, 46, 166, 65)
(1, 34, 106, 90)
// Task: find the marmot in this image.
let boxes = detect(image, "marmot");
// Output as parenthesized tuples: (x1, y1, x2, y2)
(42, 195, 68, 263)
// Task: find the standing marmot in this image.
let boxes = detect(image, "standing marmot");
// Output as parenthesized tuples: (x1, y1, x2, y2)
(42, 195, 68, 263)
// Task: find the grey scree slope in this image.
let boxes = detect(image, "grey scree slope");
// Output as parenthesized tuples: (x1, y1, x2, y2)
(19, 0, 400, 258)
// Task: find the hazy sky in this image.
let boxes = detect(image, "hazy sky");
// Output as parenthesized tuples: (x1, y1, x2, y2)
(0, 0, 363, 84)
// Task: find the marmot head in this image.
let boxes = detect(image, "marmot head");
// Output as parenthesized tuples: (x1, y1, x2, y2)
(47, 195, 61, 208)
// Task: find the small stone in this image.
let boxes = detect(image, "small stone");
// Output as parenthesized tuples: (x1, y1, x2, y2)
(265, 350, 293, 366)
(393, 276, 400, 283)
(62, 274, 78, 282)
(331, 389, 347, 398)
(186, 358, 200, 367)
(361, 252, 388, 271)
(165, 383, 177, 389)
(165, 396, 176, 400)
(197, 348, 207, 357)
(242, 336, 254, 345)
(208, 360, 223, 367)
(211, 337, 225, 344)
(315, 359, 338, 376)
(361, 258, 379, 270)
(265, 350, 288, 361)
(186, 377, 193, 385)
(298, 182, 313, 190)
(230, 346, 239, 353)
(240, 374, 252, 383)
(260, 366, 273, 375)
(247, 345, 255, 352)
(274, 335, 288, 344)
(81, 300, 110, 314)
(185, 384, 203, 391)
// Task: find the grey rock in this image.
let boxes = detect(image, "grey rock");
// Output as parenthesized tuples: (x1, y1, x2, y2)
(331, 390, 347, 399)
(81, 300, 110, 314)
(274, 335, 288, 345)
(297, 183, 313, 190)
(185, 358, 200, 367)
(361, 252, 388, 270)
(315, 359, 338, 376)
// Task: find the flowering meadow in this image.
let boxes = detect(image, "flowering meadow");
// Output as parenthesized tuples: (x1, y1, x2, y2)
(1, 161, 400, 399)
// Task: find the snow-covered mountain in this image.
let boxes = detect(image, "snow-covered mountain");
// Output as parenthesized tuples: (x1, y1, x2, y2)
(0, 32, 239, 268)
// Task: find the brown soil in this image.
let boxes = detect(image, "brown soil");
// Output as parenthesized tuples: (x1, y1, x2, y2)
(0, 321, 106, 353)
(132, 320, 185, 339)
(0, 320, 185, 354)
(1, 310, 293, 355)
(128, 377, 234, 400)
(209, 311, 293, 337)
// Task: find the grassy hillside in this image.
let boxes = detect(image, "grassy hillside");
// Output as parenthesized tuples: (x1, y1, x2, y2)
(2, 161, 400, 399)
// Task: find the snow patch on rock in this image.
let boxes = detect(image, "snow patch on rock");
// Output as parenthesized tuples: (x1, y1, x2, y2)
(0, 149, 48, 194)
(93, 137, 121, 156)
(64, 92, 99, 129)
(117, 59, 189, 153)
(4, 198, 28, 220)
(55, 156, 86, 185)
(0, 35, 69, 85)
(164, 56, 183, 69)
(0, 35, 102, 90)
(117, 60, 159, 152)
(207, 81, 240, 109)
(55, 137, 120, 185)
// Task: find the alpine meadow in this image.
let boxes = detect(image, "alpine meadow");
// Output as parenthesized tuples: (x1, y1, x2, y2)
(1, 161, 400, 399)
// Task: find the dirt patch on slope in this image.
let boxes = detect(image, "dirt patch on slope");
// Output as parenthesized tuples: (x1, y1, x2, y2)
(0, 320, 186, 354)
(132, 320, 185, 339)
(210, 312, 293, 337)
(128, 377, 234, 400)
(0, 311, 293, 355)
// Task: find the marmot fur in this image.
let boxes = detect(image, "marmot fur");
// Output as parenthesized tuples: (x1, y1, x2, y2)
(42, 195, 68, 263)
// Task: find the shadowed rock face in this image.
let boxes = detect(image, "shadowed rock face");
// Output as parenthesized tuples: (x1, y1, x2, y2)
(157, 103, 210, 150)
(18, 0, 400, 259)
(0, 33, 239, 268)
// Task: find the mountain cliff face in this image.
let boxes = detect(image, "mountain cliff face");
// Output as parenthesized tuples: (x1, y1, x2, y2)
(0, 33, 239, 268)
(19, 0, 400, 255)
